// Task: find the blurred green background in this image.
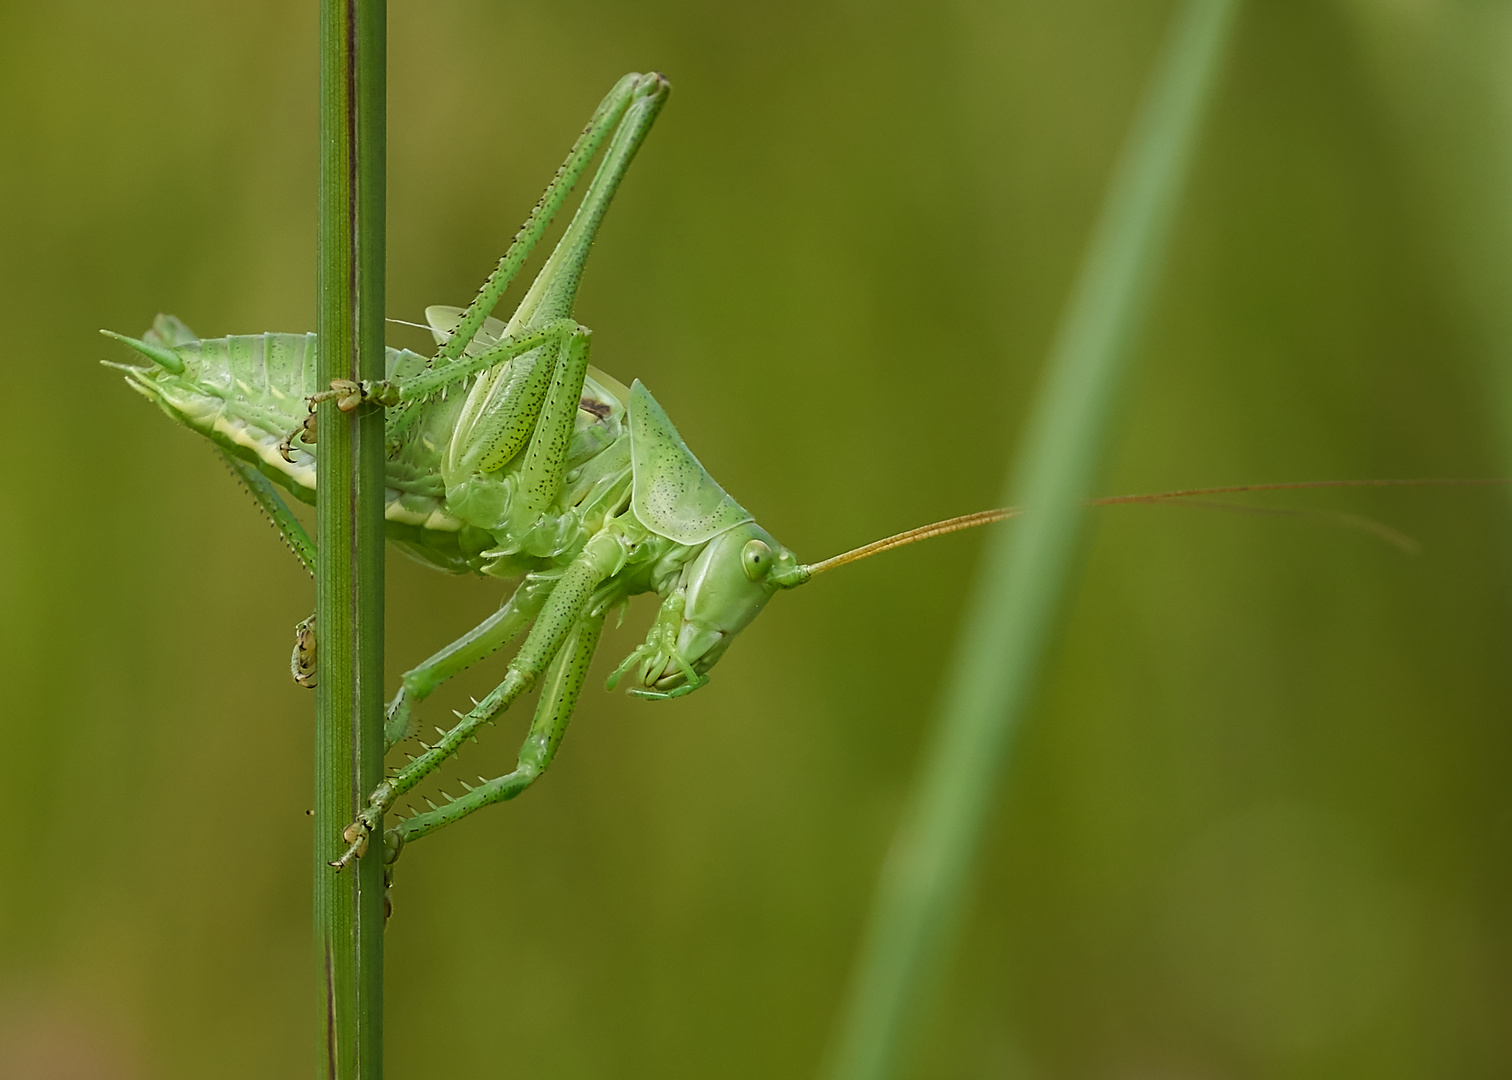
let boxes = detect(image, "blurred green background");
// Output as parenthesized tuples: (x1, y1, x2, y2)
(3, 1, 1511, 1076)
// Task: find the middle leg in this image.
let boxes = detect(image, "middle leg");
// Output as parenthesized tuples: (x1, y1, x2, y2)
(391, 608, 604, 849)
(332, 528, 625, 869)
(383, 571, 555, 747)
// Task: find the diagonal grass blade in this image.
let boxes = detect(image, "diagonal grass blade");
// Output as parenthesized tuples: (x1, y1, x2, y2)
(823, 2, 1243, 1077)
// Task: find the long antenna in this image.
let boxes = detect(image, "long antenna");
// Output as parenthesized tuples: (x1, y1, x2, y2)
(799, 507, 1023, 577)
(786, 477, 1509, 583)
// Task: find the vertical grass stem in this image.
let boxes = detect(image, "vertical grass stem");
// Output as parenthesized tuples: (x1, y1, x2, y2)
(823, 2, 1241, 1077)
(315, 0, 385, 1076)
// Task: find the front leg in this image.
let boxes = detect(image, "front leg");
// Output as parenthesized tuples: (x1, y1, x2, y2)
(606, 589, 707, 699)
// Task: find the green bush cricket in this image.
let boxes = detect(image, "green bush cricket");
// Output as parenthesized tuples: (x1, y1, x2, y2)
(104, 71, 1501, 877)
(106, 72, 820, 871)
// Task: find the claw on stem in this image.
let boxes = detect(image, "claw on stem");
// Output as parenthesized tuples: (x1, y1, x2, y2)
(310, 378, 402, 413)
(278, 410, 317, 461)
(330, 823, 369, 871)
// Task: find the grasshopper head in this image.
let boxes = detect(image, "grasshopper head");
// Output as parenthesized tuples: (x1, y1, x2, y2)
(609, 522, 804, 699)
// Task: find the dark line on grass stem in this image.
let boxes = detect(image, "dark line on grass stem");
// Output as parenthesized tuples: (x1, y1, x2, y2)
(345, 15, 365, 1067)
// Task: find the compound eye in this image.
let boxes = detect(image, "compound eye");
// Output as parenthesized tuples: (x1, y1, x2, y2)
(741, 539, 772, 581)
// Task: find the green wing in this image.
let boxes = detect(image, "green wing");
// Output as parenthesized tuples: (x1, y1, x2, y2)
(628, 380, 752, 544)
(424, 305, 511, 356)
